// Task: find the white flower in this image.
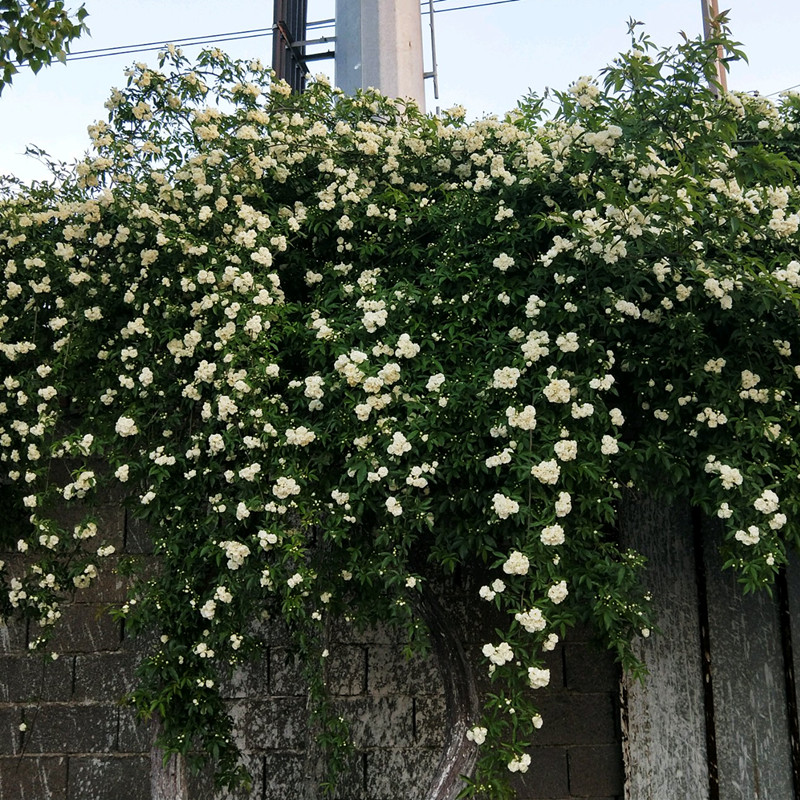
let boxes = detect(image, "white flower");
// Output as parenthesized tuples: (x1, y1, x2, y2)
(493, 366, 521, 389)
(394, 333, 420, 358)
(492, 493, 520, 519)
(492, 252, 515, 271)
(200, 599, 216, 619)
(540, 524, 565, 546)
(285, 426, 316, 447)
(426, 373, 446, 392)
(506, 405, 536, 430)
(114, 464, 130, 482)
(547, 580, 568, 604)
(385, 496, 403, 517)
(287, 572, 304, 588)
(273, 476, 301, 499)
(601, 435, 619, 455)
(754, 489, 780, 515)
(554, 439, 577, 461)
(214, 586, 233, 603)
(507, 753, 531, 773)
(515, 608, 546, 633)
(502, 550, 529, 575)
(387, 431, 412, 457)
(734, 526, 760, 546)
(556, 332, 579, 352)
(527, 667, 550, 689)
(466, 726, 488, 745)
(219, 540, 250, 570)
(543, 378, 571, 403)
(115, 416, 138, 437)
(530, 459, 560, 485)
(554, 492, 572, 517)
(482, 641, 514, 665)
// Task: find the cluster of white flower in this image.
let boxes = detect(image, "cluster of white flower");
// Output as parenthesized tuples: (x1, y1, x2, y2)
(493, 493, 520, 519)
(492, 366, 521, 389)
(527, 666, 550, 689)
(554, 439, 578, 461)
(502, 550, 530, 575)
(219, 540, 250, 570)
(540, 524, 565, 546)
(531, 459, 561, 484)
(505, 405, 536, 430)
(704, 457, 743, 489)
(515, 607, 546, 633)
(466, 726, 488, 745)
(482, 641, 514, 665)
(507, 753, 532, 773)
(543, 378, 571, 404)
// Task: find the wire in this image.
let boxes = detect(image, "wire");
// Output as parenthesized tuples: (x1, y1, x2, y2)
(766, 83, 800, 98)
(60, 0, 523, 63)
(64, 18, 335, 62)
(425, 0, 521, 13)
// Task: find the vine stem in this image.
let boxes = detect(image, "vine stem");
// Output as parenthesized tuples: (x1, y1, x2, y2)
(414, 585, 481, 800)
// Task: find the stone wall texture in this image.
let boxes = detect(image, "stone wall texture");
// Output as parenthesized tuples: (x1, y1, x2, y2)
(1, 500, 624, 800)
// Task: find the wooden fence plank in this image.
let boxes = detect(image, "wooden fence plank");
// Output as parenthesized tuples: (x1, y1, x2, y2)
(620, 495, 709, 799)
(703, 530, 794, 799)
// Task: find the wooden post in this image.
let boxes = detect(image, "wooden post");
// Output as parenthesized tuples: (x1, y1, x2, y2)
(619, 494, 710, 798)
(703, 530, 794, 798)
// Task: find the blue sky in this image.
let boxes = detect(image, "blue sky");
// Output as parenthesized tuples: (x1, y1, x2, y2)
(1, 0, 798, 182)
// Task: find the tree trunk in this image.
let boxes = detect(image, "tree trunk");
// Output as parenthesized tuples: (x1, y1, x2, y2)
(416, 586, 480, 800)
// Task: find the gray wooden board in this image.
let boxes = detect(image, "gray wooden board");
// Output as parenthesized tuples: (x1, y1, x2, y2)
(703, 526, 793, 799)
(620, 495, 709, 799)
(783, 549, 800, 783)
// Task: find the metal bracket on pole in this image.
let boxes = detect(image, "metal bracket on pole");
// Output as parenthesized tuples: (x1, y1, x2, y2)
(423, 0, 440, 102)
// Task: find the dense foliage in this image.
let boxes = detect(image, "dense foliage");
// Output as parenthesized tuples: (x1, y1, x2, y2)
(2, 21, 800, 797)
(0, 0, 88, 92)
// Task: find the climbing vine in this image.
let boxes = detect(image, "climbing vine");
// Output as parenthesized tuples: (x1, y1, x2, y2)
(2, 19, 800, 797)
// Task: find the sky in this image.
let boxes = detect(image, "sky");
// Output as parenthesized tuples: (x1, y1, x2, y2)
(1, 0, 798, 183)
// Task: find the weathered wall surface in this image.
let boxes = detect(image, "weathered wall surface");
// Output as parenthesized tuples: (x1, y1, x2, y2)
(0, 500, 624, 800)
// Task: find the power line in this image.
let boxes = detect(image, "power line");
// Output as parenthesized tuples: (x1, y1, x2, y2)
(766, 83, 800, 98)
(65, 19, 335, 62)
(61, 0, 523, 63)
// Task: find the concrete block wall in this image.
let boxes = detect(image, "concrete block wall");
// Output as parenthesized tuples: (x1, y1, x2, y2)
(1, 501, 624, 799)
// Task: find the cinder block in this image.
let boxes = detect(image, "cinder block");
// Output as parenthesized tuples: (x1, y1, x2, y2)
(269, 647, 307, 696)
(328, 645, 367, 696)
(124, 513, 154, 555)
(532, 694, 617, 747)
(367, 645, 440, 696)
(221, 649, 270, 700)
(509, 747, 569, 799)
(116, 707, 151, 753)
(73, 652, 137, 701)
(412, 695, 446, 747)
(366, 747, 440, 799)
(568, 744, 624, 797)
(0, 755, 67, 799)
(336, 696, 414, 748)
(72, 561, 129, 604)
(0, 655, 73, 703)
(48, 604, 122, 653)
(67, 755, 149, 800)
(187, 752, 264, 800)
(21, 704, 118, 754)
(0, 617, 27, 654)
(563, 641, 619, 693)
(0, 708, 22, 755)
(228, 698, 307, 751)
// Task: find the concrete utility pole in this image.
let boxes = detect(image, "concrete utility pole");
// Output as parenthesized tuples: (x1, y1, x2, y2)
(335, 0, 426, 111)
